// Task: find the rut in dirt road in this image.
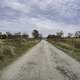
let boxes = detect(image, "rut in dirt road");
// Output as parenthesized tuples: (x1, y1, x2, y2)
(1, 40, 80, 80)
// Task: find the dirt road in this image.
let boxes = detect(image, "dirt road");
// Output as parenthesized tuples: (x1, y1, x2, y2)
(1, 40, 80, 80)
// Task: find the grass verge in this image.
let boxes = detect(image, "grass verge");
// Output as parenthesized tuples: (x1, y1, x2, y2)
(48, 40, 80, 61)
(0, 39, 40, 70)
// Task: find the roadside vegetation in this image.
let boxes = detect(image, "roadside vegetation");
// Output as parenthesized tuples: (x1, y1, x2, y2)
(48, 31, 80, 61)
(0, 30, 41, 70)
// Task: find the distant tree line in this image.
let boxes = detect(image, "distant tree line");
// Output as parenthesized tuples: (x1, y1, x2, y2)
(0, 30, 80, 40)
(0, 30, 42, 39)
(0, 32, 29, 39)
(47, 31, 64, 39)
(47, 31, 80, 49)
(47, 31, 80, 39)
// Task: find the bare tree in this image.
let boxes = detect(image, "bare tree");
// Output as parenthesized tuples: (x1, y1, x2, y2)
(56, 30, 64, 38)
(75, 31, 80, 38)
(68, 33, 73, 38)
(14, 32, 21, 39)
(6, 32, 12, 39)
(22, 33, 29, 39)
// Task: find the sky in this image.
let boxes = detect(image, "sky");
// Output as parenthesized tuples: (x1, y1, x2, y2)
(0, 0, 80, 36)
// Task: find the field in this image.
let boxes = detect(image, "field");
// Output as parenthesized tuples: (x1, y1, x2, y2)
(48, 38, 80, 61)
(62, 38, 80, 49)
(0, 39, 40, 70)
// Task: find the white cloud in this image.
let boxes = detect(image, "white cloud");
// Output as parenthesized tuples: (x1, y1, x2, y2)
(0, 16, 78, 36)
(31, 0, 79, 17)
(0, 0, 80, 36)
(1, 0, 80, 17)
(2, 0, 31, 13)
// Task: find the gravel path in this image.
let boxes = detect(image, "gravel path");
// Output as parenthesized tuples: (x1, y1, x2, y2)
(1, 40, 80, 80)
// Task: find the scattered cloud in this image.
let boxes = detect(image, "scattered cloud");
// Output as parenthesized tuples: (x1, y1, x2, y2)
(0, 0, 80, 36)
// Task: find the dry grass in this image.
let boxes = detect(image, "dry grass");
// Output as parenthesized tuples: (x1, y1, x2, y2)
(0, 39, 40, 70)
(48, 38, 80, 61)
(63, 38, 80, 49)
